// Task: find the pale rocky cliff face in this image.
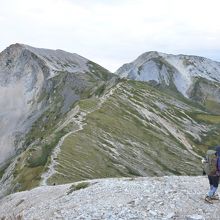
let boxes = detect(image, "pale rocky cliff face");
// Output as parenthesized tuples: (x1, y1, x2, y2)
(116, 52, 220, 109)
(0, 43, 115, 198)
(0, 43, 113, 166)
(0, 44, 46, 165)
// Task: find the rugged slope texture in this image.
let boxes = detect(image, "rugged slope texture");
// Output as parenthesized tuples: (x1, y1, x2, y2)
(116, 52, 220, 113)
(0, 176, 218, 220)
(0, 43, 115, 196)
(44, 80, 220, 186)
(1, 46, 220, 199)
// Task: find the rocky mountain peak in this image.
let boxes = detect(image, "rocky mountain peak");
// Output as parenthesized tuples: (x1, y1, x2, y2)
(0, 43, 113, 167)
(21, 44, 90, 74)
(116, 51, 220, 102)
(0, 44, 91, 81)
(3, 43, 26, 51)
(135, 51, 164, 62)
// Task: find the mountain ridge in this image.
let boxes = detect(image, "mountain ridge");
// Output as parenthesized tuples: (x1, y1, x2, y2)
(1, 44, 220, 199)
(0, 44, 117, 196)
(0, 43, 115, 172)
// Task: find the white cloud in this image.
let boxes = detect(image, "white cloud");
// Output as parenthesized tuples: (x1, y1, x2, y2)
(1, 0, 220, 71)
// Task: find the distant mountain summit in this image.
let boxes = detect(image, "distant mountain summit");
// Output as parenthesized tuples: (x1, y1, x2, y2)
(116, 51, 220, 113)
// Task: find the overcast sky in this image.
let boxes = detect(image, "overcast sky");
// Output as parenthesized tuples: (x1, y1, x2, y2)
(1, 0, 220, 71)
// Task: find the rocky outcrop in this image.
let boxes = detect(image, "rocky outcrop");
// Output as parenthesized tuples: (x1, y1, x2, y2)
(116, 52, 220, 109)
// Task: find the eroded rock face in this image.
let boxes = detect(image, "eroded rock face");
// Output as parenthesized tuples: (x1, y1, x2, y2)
(116, 51, 220, 103)
(188, 77, 220, 113)
(0, 44, 46, 164)
(0, 43, 116, 198)
(0, 43, 108, 165)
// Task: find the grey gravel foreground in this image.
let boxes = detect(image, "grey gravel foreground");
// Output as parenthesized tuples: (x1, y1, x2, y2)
(0, 176, 219, 220)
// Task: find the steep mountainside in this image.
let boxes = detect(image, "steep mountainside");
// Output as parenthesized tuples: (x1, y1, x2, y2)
(116, 52, 220, 114)
(43, 80, 220, 186)
(0, 176, 218, 220)
(0, 44, 116, 196)
(1, 46, 220, 199)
